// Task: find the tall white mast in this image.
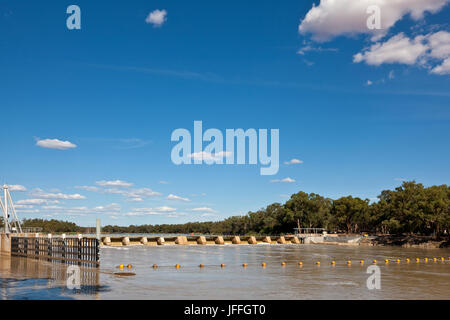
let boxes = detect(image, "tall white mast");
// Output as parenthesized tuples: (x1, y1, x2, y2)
(1, 185, 22, 233)
(2, 185, 9, 233)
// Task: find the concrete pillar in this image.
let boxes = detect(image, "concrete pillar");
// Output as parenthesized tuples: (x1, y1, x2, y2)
(215, 236, 224, 245)
(140, 237, 148, 245)
(262, 236, 271, 243)
(277, 236, 286, 244)
(197, 236, 207, 245)
(247, 236, 257, 244)
(102, 236, 111, 246)
(1, 234, 11, 255)
(122, 236, 130, 246)
(96, 218, 101, 241)
(232, 236, 241, 244)
(175, 236, 187, 245)
(157, 237, 165, 245)
(291, 237, 300, 244)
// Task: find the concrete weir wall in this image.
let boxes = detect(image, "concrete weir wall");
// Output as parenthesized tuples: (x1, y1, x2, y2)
(100, 234, 310, 247)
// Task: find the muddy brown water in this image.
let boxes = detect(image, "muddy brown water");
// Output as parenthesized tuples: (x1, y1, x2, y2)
(1, 244, 449, 299)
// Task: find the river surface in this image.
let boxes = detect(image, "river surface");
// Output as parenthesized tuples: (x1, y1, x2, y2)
(1, 244, 449, 299)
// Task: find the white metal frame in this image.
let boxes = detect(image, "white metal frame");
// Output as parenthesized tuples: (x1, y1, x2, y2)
(1, 185, 22, 233)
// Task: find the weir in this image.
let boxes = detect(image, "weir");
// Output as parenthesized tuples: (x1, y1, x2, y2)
(99, 235, 308, 246)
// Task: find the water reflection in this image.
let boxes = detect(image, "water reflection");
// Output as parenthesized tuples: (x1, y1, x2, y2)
(0, 254, 109, 299)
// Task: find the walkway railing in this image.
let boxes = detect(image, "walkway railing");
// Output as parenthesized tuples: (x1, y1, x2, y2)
(11, 237, 99, 267)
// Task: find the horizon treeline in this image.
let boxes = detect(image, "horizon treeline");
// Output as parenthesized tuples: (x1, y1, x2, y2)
(17, 181, 450, 236)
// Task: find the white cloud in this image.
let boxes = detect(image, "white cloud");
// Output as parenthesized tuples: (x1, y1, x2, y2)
(104, 187, 161, 200)
(96, 180, 133, 188)
(298, 0, 449, 42)
(125, 206, 177, 216)
(29, 188, 85, 200)
(167, 194, 191, 202)
(427, 30, 450, 59)
(16, 199, 59, 205)
(367, 80, 373, 86)
(36, 138, 77, 150)
(353, 33, 429, 66)
(354, 31, 450, 74)
(431, 57, 450, 74)
(200, 213, 217, 217)
(297, 44, 338, 55)
(7, 185, 26, 191)
(155, 206, 177, 212)
(145, 9, 167, 27)
(284, 159, 303, 165)
(14, 204, 34, 209)
(159, 181, 169, 184)
(270, 177, 296, 183)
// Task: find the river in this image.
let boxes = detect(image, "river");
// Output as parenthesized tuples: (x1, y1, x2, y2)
(1, 244, 449, 299)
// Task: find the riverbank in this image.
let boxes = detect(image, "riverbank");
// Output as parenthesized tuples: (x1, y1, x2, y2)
(359, 235, 450, 249)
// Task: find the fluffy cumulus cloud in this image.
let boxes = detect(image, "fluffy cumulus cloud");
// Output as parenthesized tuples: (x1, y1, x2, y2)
(145, 9, 167, 27)
(284, 159, 303, 165)
(354, 31, 450, 74)
(96, 180, 133, 188)
(36, 138, 77, 150)
(7, 184, 26, 191)
(103, 187, 162, 201)
(167, 194, 191, 202)
(298, 0, 449, 41)
(29, 188, 85, 200)
(353, 33, 429, 65)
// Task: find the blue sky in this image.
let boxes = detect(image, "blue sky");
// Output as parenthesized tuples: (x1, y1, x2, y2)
(1, 0, 449, 227)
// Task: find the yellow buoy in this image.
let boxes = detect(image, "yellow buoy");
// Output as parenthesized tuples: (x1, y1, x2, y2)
(406, 258, 410, 263)
(441, 257, 445, 261)
(127, 264, 132, 269)
(152, 264, 158, 269)
(424, 258, 428, 262)
(199, 264, 204, 268)
(396, 259, 400, 263)
(360, 260, 364, 264)
(385, 259, 389, 264)
(261, 262, 266, 267)
(119, 264, 124, 269)
(281, 262, 286, 266)
(416, 258, 420, 262)
(316, 261, 321, 265)
(298, 261, 303, 266)
(433, 258, 437, 262)
(373, 260, 377, 264)
(331, 261, 336, 265)
(175, 264, 180, 269)
(347, 260, 351, 265)
(242, 263, 247, 268)
(220, 263, 226, 268)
